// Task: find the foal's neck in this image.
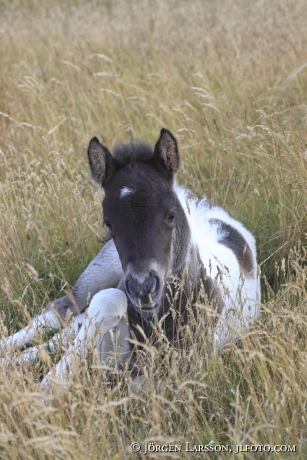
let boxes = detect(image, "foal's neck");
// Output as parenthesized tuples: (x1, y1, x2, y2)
(171, 201, 193, 275)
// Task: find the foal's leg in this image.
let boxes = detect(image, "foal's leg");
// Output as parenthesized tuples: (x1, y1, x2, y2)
(3, 309, 63, 352)
(18, 313, 86, 365)
(3, 240, 123, 351)
(96, 316, 132, 372)
(40, 288, 128, 390)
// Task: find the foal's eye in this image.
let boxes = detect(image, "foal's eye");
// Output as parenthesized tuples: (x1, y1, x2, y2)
(167, 211, 176, 225)
(104, 220, 113, 231)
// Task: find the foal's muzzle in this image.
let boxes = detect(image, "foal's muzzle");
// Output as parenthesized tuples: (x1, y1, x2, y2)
(124, 271, 161, 310)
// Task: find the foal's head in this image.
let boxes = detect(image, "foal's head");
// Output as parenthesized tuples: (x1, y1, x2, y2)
(88, 129, 187, 313)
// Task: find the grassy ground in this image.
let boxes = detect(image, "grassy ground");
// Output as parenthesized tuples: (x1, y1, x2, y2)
(1, 0, 307, 458)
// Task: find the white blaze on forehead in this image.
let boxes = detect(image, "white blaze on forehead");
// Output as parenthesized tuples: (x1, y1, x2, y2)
(120, 186, 134, 198)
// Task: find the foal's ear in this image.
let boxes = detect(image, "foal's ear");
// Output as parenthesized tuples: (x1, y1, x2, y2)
(153, 128, 180, 176)
(87, 137, 117, 189)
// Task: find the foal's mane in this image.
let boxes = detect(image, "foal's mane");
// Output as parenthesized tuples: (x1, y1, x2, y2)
(112, 141, 154, 166)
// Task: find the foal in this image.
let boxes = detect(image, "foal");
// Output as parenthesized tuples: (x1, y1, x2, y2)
(3, 129, 260, 388)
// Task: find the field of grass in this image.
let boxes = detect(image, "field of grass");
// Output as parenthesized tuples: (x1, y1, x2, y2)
(1, 0, 307, 458)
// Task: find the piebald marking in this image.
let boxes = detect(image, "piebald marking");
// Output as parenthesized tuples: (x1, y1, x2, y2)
(120, 186, 134, 198)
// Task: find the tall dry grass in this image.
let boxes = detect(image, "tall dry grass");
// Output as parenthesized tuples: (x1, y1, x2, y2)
(1, 0, 307, 458)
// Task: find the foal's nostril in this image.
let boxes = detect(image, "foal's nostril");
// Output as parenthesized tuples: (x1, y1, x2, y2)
(124, 274, 143, 299)
(145, 274, 159, 296)
(124, 276, 134, 298)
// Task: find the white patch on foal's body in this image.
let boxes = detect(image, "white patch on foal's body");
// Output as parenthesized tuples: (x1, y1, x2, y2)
(175, 184, 260, 349)
(120, 186, 134, 198)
